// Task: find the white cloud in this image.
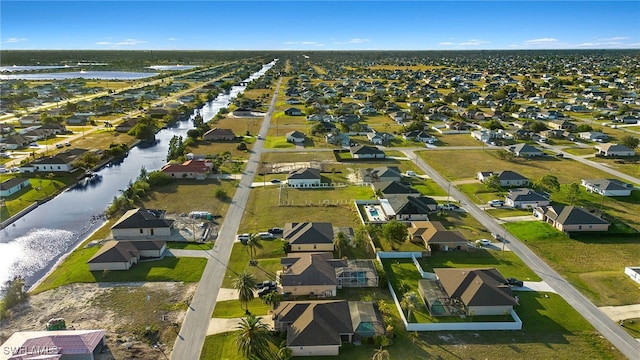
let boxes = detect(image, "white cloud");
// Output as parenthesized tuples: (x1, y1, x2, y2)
(438, 42, 454, 46)
(598, 36, 629, 41)
(167, 37, 178, 41)
(115, 39, 148, 46)
(524, 38, 559, 44)
(283, 41, 324, 47)
(334, 38, 371, 45)
(95, 41, 111, 45)
(438, 39, 490, 47)
(5, 37, 28, 43)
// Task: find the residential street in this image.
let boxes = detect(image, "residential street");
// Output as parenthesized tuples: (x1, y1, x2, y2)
(402, 149, 640, 359)
(169, 78, 282, 360)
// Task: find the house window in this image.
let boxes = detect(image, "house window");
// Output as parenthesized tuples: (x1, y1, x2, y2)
(313, 244, 316, 249)
(578, 225, 582, 230)
(57, 166, 61, 170)
(140, 229, 143, 234)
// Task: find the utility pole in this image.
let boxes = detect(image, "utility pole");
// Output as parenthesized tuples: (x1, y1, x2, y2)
(145, 293, 151, 331)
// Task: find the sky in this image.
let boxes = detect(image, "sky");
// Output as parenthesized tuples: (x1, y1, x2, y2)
(1, 1, 639, 50)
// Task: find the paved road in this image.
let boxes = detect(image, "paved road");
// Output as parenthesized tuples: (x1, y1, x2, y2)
(402, 149, 640, 359)
(169, 77, 281, 360)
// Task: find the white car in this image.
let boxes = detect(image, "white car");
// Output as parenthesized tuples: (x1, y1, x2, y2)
(257, 232, 274, 239)
(476, 239, 492, 246)
(488, 199, 504, 207)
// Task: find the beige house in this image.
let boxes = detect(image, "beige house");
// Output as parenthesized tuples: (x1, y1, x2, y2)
(409, 221, 470, 253)
(87, 240, 166, 271)
(533, 205, 610, 232)
(111, 208, 174, 239)
(284, 222, 334, 252)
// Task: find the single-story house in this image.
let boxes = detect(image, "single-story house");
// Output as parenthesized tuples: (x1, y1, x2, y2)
(505, 188, 551, 209)
(596, 143, 635, 157)
(350, 145, 385, 159)
(272, 300, 384, 357)
(287, 167, 321, 188)
(581, 178, 634, 197)
(0, 134, 30, 150)
(25, 148, 89, 173)
(286, 130, 306, 143)
(0, 329, 107, 360)
(87, 240, 166, 271)
(533, 205, 610, 232)
(284, 107, 303, 116)
(203, 128, 236, 141)
(371, 181, 419, 196)
(579, 131, 608, 142)
(409, 221, 470, 252)
(0, 177, 31, 197)
(279, 252, 378, 296)
(359, 166, 402, 183)
(115, 118, 138, 132)
(477, 170, 530, 187)
(326, 131, 350, 147)
(505, 143, 544, 157)
(432, 268, 518, 316)
(160, 159, 213, 180)
(284, 222, 334, 252)
(381, 194, 438, 221)
(111, 208, 174, 239)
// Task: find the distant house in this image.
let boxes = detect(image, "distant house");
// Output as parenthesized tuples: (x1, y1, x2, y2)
(403, 130, 436, 143)
(203, 128, 236, 141)
(380, 194, 437, 222)
(579, 131, 608, 142)
(326, 131, 350, 147)
(431, 268, 518, 316)
(160, 159, 213, 179)
(0, 329, 107, 360)
(505, 188, 551, 209)
(287, 167, 321, 188)
(115, 118, 138, 132)
(0, 177, 31, 197)
(533, 205, 610, 232)
(111, 208, 174, 239)
(87, 240, 166, 271)
(359, 166, 402, 183)
(477, 170, 530, 187)
(0, 134, 30, 150)
(548, 120, 577, 131)
(284, 222, 334, 252)
(409, 221, 469, 252)
(371, 181, 418, 196)
(27, 148, 89, 173)
(580, 178, 633, 197)
(286, 130, 306, 143)
(284, 107, 303, 116)
(350, 145, 385, 159)
(596, 143, 635, 157)
(279, 252, 378, 296)
(272, 300, 384, 357)
(505, 143, 544, 157)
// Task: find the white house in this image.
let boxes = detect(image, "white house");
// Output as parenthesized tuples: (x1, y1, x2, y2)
(0, 177, 31, 197)
(580, 178, 633, 197)
(505, 188, 551, 209)
(286, 130, 306, 143)
(625, 267, 640, 285)
(596, 143, 635, 157)
(286, 167, 321, 188)
(350, 145, 385, 159)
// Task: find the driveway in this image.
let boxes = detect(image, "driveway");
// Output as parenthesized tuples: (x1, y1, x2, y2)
(599, 304, 640, 322)
(497, 215, 539, 223)
(207, 316, 272, 335)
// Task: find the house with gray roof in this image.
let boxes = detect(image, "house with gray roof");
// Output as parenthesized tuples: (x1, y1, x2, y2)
(580, 178, 634, 197)
(596, 143, 635, 157)
(505, 188, 551, 209)
(111, 208, 174, 239)
(349, 145, 385, 159)
(359, 166, 402, 183)
(0, 177, 30, 197)
(382, 194, 438, 221)
(477, 170, 530, 187)
(505, 143, 544, 157)
(272, 300, 384, 357)
(533, 205, 610, 232)
(287, 167, 321, 188)
(431, 268, 518, 316)
(87, 240, 166, 271)
(371, 181, 418, 196)
(284, 222, 334, 252)
(203, 127, 236, 141)
(286, 130, 306, 144)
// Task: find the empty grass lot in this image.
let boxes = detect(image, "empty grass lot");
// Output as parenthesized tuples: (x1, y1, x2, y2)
(505, 221, 640, 306)
(220, 239, 287, 288)
(211, 299, 272, 318)
(590, 156, 640, 178)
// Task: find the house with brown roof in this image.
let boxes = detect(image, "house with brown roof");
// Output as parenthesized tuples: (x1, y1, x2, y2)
(433, 268, 518, 316)
(409, 221, 470, 253)
(284, 222, 334, 252)
(533, 205, 610, 232)
(87, 240, 166, 271)
(203, 128, 236, 141)
(111, 208, 174, 239)
(272, 300, 384, 357)
(160, 159, 213, 179)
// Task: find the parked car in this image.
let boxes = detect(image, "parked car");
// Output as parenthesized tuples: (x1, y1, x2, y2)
(268, 227, 284, 235)
(270, 179, 281, 183)
(405, 171, 416, 177)
(237, 233, 251, 243)
(256, 280, 277, 290)
(257, 286, 277, 297)
(56, 143, 64, 149)
(439, 203, 460, 211)
(488, 199, 504, 207)
(505, 277, 524, 287)
(476, 239, 492, 246)
(64, 141, 71, 146)
(257, 232, 274, 239)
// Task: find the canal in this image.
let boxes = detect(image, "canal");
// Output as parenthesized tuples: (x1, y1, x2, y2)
(0, 60, 276, 288)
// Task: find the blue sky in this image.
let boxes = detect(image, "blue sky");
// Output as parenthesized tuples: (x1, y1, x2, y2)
(2, 1, 639, 50)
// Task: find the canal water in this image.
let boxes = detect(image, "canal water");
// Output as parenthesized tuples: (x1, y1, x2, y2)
(0, 60, 276, 288)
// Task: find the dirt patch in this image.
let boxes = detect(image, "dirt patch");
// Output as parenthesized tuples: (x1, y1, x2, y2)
(0, 282, 196, 360)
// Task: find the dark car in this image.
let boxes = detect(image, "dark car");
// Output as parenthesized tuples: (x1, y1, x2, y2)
(506, 277, 524, 287)
(257, 285, 277, 297)
(256, 280, 277, 290)
(268, 227, 284, 235)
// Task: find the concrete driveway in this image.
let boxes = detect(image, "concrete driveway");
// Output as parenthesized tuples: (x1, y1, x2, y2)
(207, 315, 272, 335)
(599, 304, 640, 322)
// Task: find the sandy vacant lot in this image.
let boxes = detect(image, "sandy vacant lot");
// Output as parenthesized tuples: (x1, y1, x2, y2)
(1, 282, 196, 360)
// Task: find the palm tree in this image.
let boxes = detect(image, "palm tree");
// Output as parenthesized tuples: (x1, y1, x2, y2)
(233, 270, 257, 314)
(333, 231, 348, 258)
(246, 233, 263, 263)
(372, 346, 390, 360)
(235, 314, 271, 359)
(400, 291, 418, 322)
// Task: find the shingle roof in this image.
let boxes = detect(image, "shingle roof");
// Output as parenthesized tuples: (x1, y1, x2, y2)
(434, 268, 517, 307)
(287, 167, 321, 180)
(385, 194, 437, 215)
(546, 206, 610, 225)
(372, 181, 418, 195)
(273, 301, 353, 347)
(87, 240, 138, 264)
(0, 177, 30, 191)
(582, 178, 630, 191)
(506, 188, 549, 202)
(350, 145, 385, 155)
(280, 252, 345, 287)
(497, 170, 528, 181)
(409, 221, 467, 244)
(284, 222, 334, 245)
(1, 329, 105, 358)
(111, 208, 174, 229)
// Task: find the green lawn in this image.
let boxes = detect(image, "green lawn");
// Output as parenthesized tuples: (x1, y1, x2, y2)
(505, 221, 640, 306)
(211, 299, 272, 318)
(166, 241, 214, 250)
(33, 245, 206, 294)
(563, 147, 598, 156)
(221, 239, 287, 288)
(0, 174, 73, 221)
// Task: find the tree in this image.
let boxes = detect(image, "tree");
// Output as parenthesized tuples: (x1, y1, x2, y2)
(536, 174, 560, 193)
(382, 220, 408, 250)
(400, 291, 418, 322)
(233, 270, 257, 314)
(334, 231, 349, 258)
(372, 346, 391, 360)
(484, 174, 502, 193)
(496, 149, 515, 161)
(261, 291, 282, 307)
(246, 234, 263, 263)
(567, 182, 581, 206)
(353, 225, 370, 252)
(235, 314, 271, 359)
(621, 135, 639, 149)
